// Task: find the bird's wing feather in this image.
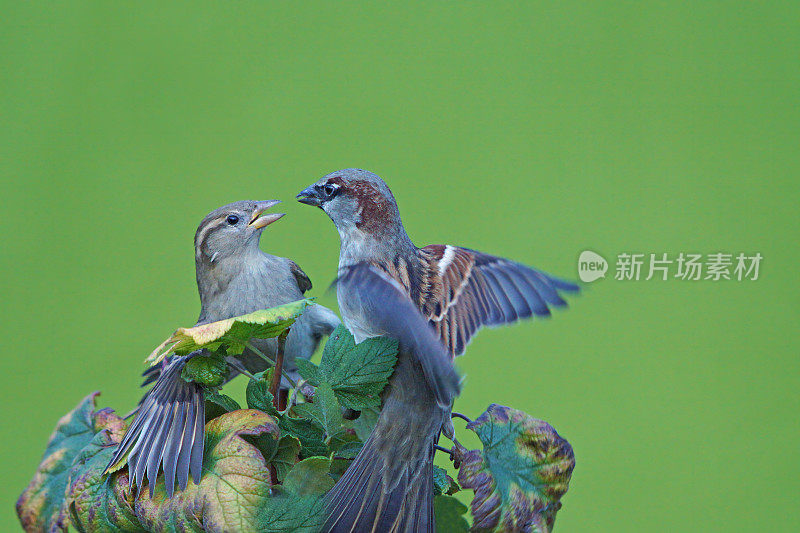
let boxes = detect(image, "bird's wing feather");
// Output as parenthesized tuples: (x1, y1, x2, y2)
(289, 260, 313, 293)
(419, 245, 579, 357)
(335, 263, 460, 407)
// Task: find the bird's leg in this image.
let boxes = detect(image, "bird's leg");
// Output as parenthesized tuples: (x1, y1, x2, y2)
(438, 409, 472, 468)
(433, 444, 452, 455)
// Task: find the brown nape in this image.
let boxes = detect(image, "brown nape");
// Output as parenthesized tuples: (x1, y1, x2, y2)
(349, 180, 395, 233)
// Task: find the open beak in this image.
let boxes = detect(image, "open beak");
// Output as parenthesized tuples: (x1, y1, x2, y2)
(296, 185, 322, 207)
(249, 200, 285, 229)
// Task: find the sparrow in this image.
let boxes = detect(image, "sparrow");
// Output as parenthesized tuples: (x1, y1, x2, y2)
(105, 200, 340, 498)
(297, 169, 579, 533)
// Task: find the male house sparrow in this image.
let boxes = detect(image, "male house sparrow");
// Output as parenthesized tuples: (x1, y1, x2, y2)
(297, 169, 578, 533)
(105, 200, 340, 497)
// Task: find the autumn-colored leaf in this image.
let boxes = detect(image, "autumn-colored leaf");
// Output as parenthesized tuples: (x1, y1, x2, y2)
(147, 299, 312, 366)
(16, 392, 127, 533)
(134, 409, 280, 532)
(65, 428, 144, 532)
(458, 404, 575, 533)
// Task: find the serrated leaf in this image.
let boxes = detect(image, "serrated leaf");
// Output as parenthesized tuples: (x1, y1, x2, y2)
(458, 404, 575, 533)
(147, 299, 312, 365)
(316, 325, 398, 410)
(253, 490, 326, 533)
(16, 393, 127, 533)
(434, 495, 469, 532)
(295, 359, 321, 384)
(251, 457, 332, 532)
(204, 392, 241, 421)
(282, 457, 334, 497)
(135, 409, 280, 532)
(292, 382, 343, 440)
(245, 369, 279, 416)
(279, 416, 328, 458)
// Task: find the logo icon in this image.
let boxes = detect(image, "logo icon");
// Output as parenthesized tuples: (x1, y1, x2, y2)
(578, 250, 607, 282)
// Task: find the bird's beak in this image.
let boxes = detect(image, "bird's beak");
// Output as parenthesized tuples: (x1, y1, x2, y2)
(296, 185, 322, 207)
(249, 200, 285, 229)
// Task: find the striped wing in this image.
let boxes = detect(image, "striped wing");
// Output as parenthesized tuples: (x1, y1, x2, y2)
(419, 245, 579, 356)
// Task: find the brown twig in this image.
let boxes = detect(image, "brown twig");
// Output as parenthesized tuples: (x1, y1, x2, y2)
(269, 330, 289, 410)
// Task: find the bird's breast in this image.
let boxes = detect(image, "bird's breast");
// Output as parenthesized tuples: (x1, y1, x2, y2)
(337, 289, 383, 344)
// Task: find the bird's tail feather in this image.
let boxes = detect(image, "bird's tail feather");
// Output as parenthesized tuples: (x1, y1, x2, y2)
(104, 356, 205, 497)
(323, 362, 442, 533)
(323, 431, 435, 533)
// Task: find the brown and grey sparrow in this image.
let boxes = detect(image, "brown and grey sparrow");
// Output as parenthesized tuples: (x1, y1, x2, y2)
(298, 169, 578, 533)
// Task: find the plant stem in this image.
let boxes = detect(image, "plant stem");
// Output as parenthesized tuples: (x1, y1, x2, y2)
(244, 339, 297, 388)
(227, 359, 258, 381)
(451, 411, 473, 424)
(280, 379, 306, 416)
(269, 330, 289, 410)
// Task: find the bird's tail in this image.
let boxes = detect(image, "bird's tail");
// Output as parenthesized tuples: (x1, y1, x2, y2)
(104, 356, 205, 498)
(323, 357, 443, 533)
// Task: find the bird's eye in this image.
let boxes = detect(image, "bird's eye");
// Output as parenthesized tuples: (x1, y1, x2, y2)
(226, 215, 240, 225)
(323, 184, 338, 198)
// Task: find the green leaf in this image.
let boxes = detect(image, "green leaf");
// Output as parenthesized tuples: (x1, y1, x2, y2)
(16, 393, 128, 533)
(245, 433, 301, 483)
(204, 392, 241, 421)
(270, 436, 302, 481)
(327, 427, 361, 459)
(252, 491, 326, 533)
(135, 409, 281, 532)
(295, 359, 321, 384)
(282, 457, 334, 497)
(245, 369, 279, 416)
(251, 458, 332, 532)
(292, 382, 343, 440)
(181, 353, 228, 387)
(433, 465, 460, 496)
(147, 299, 312, 365)
(279, 416, 328, 458)
(313, 325, 398, 410)
(331, 440, 362, 460)
(434, 495, 469, 532)
(457, 404, 575, 533)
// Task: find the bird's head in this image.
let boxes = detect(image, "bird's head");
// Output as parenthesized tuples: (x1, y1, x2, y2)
(194, 200, 284, 263)
(296, 168, 403, 238)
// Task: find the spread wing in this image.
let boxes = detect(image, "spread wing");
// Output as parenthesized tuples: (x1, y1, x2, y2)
(289, 260, 313, 293)
(335, 263, 460, 407)
(419, 245, 579, 356)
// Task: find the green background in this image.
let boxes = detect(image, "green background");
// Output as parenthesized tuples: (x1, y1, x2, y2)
(2, 3, 797, 531)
